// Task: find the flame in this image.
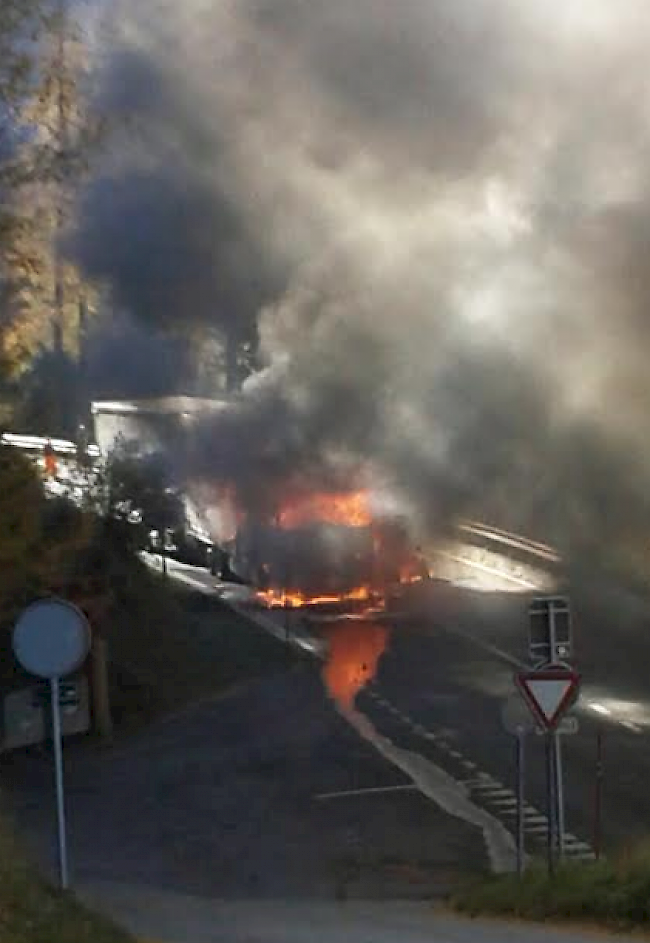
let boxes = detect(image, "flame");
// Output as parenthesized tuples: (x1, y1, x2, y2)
(322, 620, 389, 709)
(399, 560, 428, 584)
(277, 490, 372, 529)
(257, 584, 374, 609)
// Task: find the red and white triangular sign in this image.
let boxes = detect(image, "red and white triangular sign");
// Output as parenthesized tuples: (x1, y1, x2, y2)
(515, 666, 580, 731)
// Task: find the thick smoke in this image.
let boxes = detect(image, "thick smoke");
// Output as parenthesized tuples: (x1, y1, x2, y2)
(73, 0, 650, 572)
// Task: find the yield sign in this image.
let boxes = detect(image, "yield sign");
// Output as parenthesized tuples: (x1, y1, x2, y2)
(515, 666, 580, 731)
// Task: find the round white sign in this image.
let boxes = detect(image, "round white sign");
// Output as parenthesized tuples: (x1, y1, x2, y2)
(13, 599, 91, 679)
(501, 693, 537, 736)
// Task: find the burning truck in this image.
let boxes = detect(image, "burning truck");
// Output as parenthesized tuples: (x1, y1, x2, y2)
(219, 490, 429, 611)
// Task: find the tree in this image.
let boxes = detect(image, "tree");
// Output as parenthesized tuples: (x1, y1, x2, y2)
(103, 441, 185, 550)
(0, 445, 45, 612)
(0, 2, 44, 330)
(0, 0, 101, 413)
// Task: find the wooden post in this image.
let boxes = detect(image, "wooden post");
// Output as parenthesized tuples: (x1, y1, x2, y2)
(91, 635, 113, 740)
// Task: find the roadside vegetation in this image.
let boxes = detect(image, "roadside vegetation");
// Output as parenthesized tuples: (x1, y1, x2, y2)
(0, 444, 297, 938)
(0, 814, 135, 943)
(452, 845, 650, 932)
(0, 443, 297, 729)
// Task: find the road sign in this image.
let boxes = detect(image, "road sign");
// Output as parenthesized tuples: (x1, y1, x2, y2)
(12, 599, 91, 891)
(501, 694, 537, 736)
(516, 665, 580, 731)
(535, 714, 579, 736)
(13, 599, 90, 679)
(529, 596, 572, 663)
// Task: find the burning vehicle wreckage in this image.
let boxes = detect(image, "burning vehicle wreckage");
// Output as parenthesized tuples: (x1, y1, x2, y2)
(205, 489, 431, 616)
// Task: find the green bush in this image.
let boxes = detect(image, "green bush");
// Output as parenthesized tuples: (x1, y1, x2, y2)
(452, 845, 650, 930)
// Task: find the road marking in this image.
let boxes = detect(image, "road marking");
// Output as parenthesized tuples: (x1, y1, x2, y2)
(479, 789, 515, 799)
(368, 687, 595, 862)
(313, 784, 419, 801)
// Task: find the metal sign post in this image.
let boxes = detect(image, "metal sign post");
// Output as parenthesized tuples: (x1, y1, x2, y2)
(516, 730, 526, 877)
(13, 599, 91, 890)
(554, 733, 565, 859)
(594, 727, 604, 860)
(546, 733, 557, 875)
(50, 676, 68, 888)
(501, 695, 535, 877)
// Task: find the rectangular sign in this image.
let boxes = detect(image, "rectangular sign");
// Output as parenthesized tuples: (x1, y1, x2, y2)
(1, 676, 90, 751)
(536, 715, 579, 736)
(529, 596, 572, 663)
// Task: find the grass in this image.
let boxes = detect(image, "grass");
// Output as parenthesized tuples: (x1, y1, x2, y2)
(0, 815, 135, 943)
(0, 545, 301, 736)
(102, 553, 300, 731)
(451, 842, 650, 932)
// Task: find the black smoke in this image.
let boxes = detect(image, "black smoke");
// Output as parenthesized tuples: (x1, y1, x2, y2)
(71, 0, 650, 577)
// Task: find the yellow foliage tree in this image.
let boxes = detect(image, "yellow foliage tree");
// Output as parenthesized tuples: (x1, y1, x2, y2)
(0, 1, 100, 382)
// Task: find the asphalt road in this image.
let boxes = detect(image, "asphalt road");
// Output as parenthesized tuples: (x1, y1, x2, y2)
(75, 888, 642, 943)
(2, 658, 485, 902)
(5, 556, 650, 941)
(355, 578, 650, 854)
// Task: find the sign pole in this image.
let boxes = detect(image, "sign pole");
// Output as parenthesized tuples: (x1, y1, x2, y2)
(554, 732, 565, 859)
(50, 676, 69, 889)
(549, 602, 557, 663)
(594, 726, 604, 860)
(12, 599, 91, 893)
(516, 729, 526, 877)
(546, 732, 557, 875)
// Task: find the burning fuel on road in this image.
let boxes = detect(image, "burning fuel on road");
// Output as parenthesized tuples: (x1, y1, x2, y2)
(322, 621, 390, 711)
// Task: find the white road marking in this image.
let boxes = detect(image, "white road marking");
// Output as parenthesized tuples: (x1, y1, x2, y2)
(362, 690, 594, 864)
(314, 784, 419, 801)
(479, 789, 516, 800)
(467, 780, 500, 790)
(341, 703, 517, 873)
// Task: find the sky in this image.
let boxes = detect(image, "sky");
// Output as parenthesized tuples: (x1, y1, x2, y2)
(71, 0, 650, 570)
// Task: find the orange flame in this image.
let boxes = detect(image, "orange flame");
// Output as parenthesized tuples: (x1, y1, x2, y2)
(322, 621, 389, 709)
(277, 490, 372, 529)
(257, 584, 374, 609)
